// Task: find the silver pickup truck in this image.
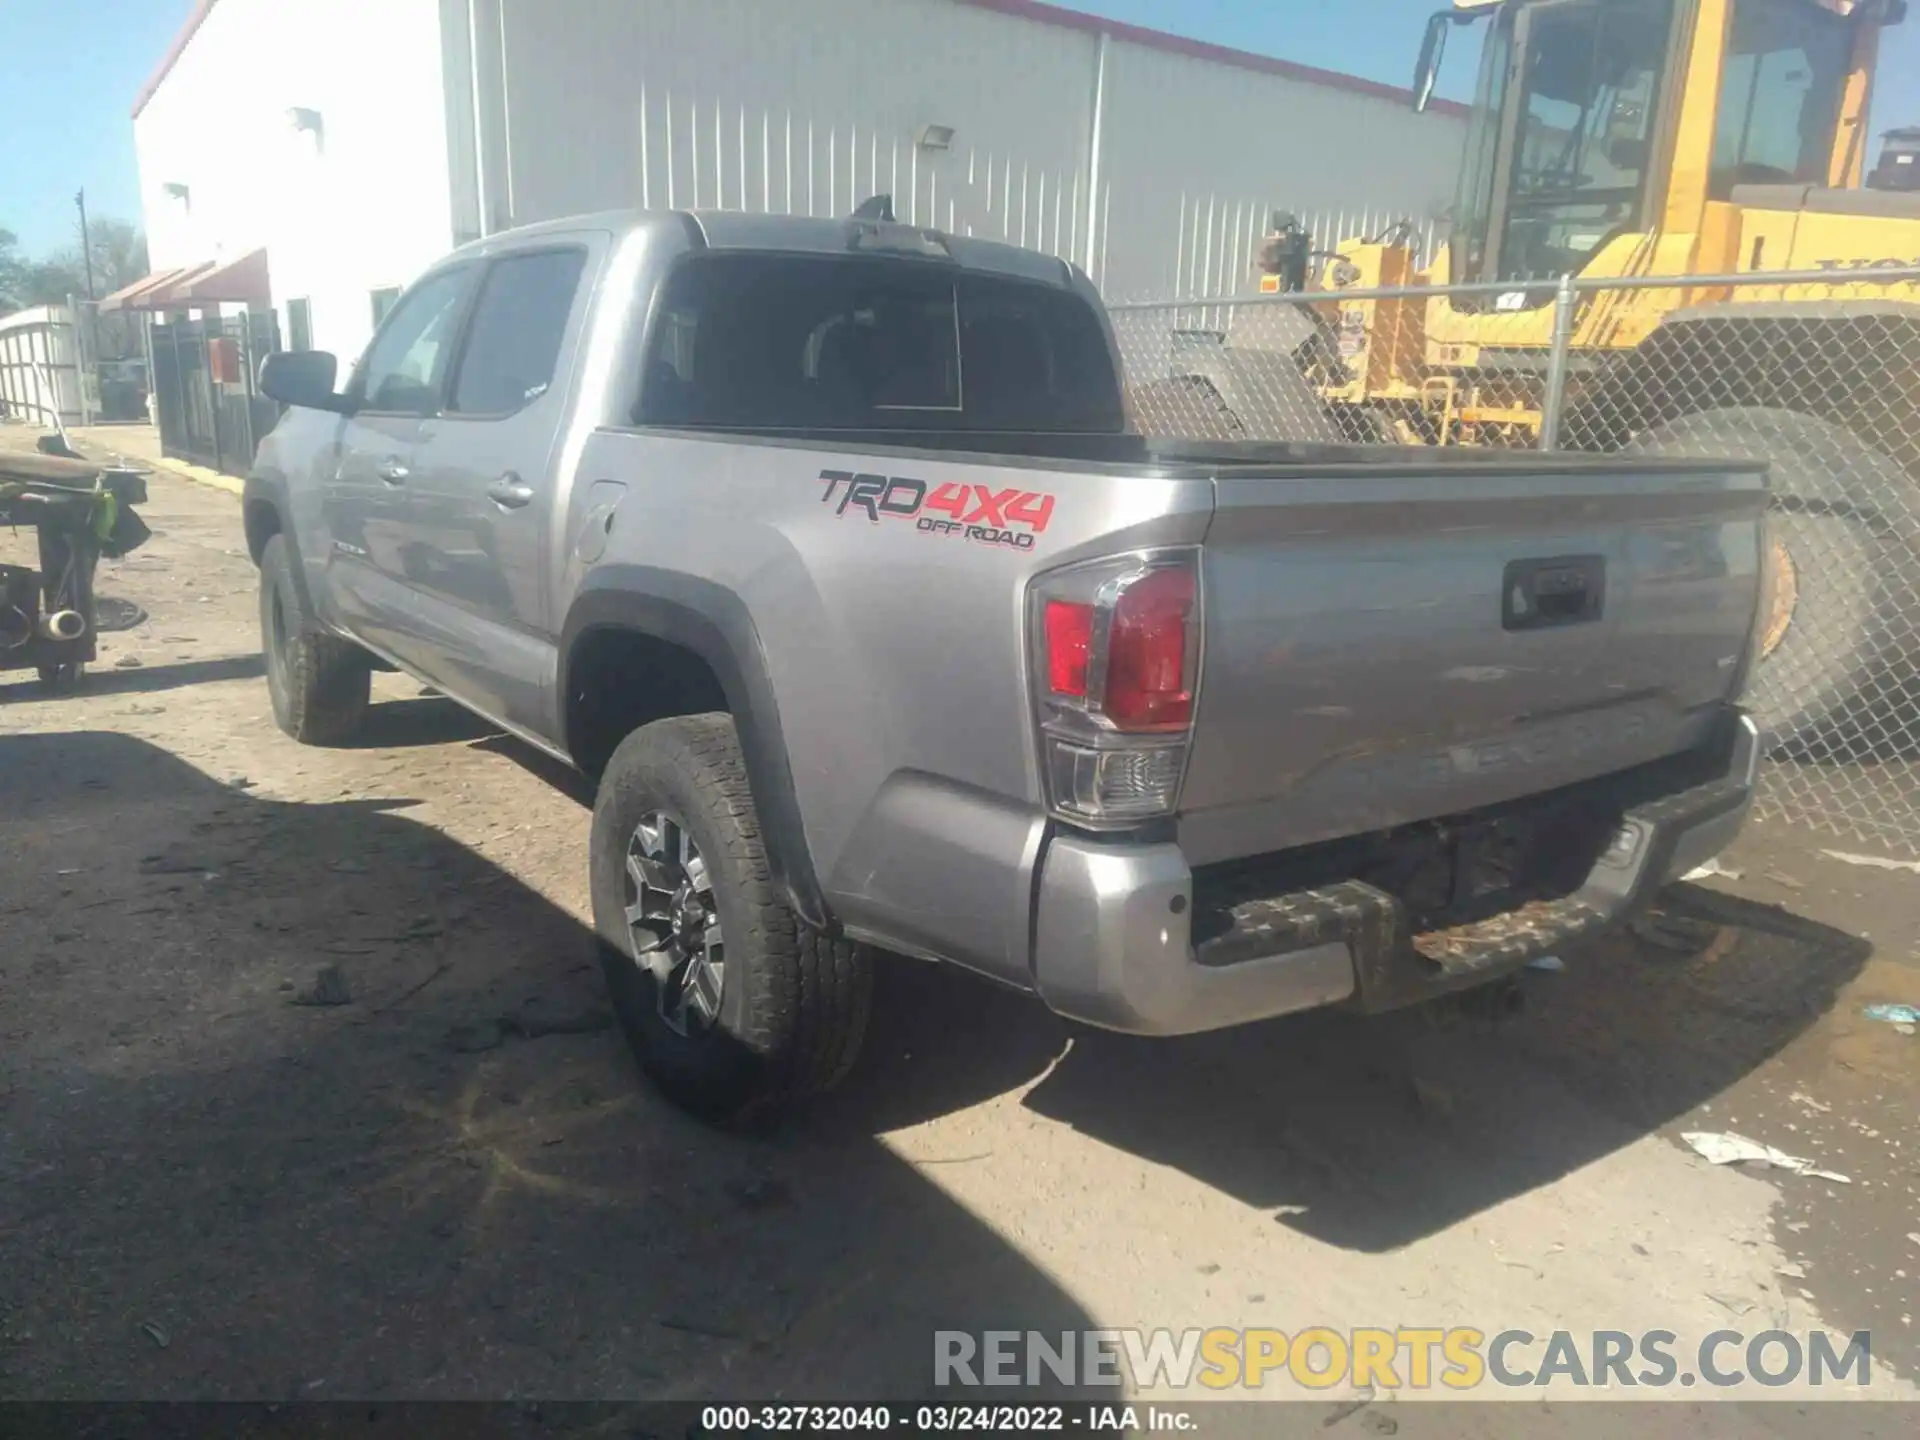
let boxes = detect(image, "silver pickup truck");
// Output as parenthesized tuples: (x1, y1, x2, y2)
(246, 207, 1766, 1123)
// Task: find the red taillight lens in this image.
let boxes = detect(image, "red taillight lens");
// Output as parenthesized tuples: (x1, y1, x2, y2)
(1104, 566, 1194, 731)
(1044, 600, 1093, 697)
(1031, 551, 1200, 824)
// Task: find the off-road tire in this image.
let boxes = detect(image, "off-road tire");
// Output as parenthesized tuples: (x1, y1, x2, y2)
(259, 533, 370, 745)
(590, 713, 871, 1124)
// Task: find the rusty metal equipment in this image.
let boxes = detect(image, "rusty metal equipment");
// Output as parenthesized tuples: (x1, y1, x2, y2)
(1, 443, 150, 693)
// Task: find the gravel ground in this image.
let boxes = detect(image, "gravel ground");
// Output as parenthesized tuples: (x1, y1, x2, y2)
(3, 433, 1917, 1431)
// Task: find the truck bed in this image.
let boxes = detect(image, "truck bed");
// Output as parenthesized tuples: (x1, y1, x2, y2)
(636, 431, 1765, 863)
(578, 422, 1764, 984)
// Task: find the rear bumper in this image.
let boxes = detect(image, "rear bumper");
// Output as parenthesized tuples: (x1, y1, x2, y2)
(1031, 712, 1759, 1036)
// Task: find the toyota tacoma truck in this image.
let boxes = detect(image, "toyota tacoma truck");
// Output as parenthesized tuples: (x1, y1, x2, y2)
(245, 207, 1766, 1122)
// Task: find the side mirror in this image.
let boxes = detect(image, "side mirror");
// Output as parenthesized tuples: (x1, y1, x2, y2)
(1413, 9, 1451, 114)
(259, 350, 347, 412)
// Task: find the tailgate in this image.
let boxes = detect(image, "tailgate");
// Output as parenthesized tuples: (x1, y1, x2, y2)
(1177, 457, 1767, 866)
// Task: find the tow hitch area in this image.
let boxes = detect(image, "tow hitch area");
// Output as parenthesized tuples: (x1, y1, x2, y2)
(1189, 727, 1751, 1014)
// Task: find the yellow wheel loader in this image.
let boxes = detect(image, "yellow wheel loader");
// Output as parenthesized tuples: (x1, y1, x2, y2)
(1230, 0, 1920, 745)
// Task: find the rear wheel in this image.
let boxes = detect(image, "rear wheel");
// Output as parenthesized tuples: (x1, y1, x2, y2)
(1626, 407, 1918, 748)
(259, 533, 370, 745)
(590, 714, 871, 1124)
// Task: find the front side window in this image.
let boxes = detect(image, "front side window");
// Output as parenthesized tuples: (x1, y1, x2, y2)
(448, 249, 587, 415)
(1497, 0, 1675, 282)
(355, 268, 471, 414)
(1710, 0, 1855, 197)
(634, 254, 1122, 433)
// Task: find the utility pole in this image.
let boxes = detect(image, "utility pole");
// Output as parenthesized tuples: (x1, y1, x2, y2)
(74, 189, 96, 300)
(74, 190, 97, 427)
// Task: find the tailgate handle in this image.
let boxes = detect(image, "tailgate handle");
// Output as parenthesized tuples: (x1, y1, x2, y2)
(1503, 555, 1604, 631)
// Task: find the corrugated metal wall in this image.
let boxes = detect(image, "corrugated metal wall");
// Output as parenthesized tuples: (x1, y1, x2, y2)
(133, 0, 1466, 360)
(1100, 38, 1460, 298)
(462, 0, 1465, 300)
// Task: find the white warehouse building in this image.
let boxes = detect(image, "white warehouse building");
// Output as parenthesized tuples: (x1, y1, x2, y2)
(125, 0, 1465, 369)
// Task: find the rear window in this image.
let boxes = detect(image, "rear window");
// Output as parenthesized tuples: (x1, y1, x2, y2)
(634, 254, 1124, 433)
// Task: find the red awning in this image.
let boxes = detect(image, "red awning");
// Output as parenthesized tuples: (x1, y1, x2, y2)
(97, 267, 191, 313)
(104, 250, 273, 314)
(174, 248, 271, 307)
(120, 260, 221, 311)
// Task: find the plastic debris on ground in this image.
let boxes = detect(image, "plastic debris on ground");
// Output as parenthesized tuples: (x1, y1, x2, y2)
(1680, 1131, 1852, 1184)
(1526, 954, 1566, 972)
(1863, 1003, 1919, 1029)
(1820, 849, 1920, 874)
(1682, 858, 1743, 882)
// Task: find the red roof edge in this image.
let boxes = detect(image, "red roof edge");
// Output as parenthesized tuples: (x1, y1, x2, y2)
(133, 0, 1471, 124)
(132, 0, 218, 120)
(954, 0, 1473, 118)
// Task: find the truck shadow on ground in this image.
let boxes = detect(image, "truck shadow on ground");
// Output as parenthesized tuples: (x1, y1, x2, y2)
(347, 693, 500, 751)
(0, 731, 1096, 1402)
(458, 723, 1873, 1258)
(825, 880, 1870, 1256)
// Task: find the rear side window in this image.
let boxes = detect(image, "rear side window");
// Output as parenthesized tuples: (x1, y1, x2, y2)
(635, 254, 1123, 432)
(450, 248, 588, 415)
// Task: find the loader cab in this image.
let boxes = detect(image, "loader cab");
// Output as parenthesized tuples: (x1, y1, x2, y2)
(1424, 0, 1898, 294)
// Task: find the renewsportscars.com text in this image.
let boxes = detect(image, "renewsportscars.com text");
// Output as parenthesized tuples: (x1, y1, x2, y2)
(934, 1327, 1875, 1392)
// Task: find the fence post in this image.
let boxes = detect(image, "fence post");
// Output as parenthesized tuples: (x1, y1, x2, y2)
(65, 294, 94, 428)
(205, 324, 227, 474)
(1538, 272, 1577, 451)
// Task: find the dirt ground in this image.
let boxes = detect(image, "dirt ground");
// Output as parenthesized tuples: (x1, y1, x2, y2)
(3, 429, 1918, 1429)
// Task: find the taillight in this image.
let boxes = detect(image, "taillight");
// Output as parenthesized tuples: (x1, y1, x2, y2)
(1044, 600, 1093, 697)
(1029, 550, 1202, 826)
(1104, 566, 1194, 731)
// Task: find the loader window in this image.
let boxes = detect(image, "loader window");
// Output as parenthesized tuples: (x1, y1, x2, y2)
(1496, 0, 1674, 282)
(1450, 9, 1515, 285)
(1709, 0, 1855, 197)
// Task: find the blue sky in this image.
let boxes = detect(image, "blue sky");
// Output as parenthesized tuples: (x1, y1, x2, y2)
(2, 1, 1918, 258)
(0, 0, 190, 253)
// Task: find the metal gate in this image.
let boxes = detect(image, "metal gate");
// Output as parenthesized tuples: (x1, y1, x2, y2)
(150, 312, 282, 477)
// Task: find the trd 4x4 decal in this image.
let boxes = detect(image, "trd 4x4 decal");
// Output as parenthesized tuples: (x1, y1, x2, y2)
(818, 469, 1055, 551)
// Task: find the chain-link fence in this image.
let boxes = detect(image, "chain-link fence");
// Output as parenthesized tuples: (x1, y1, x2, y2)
(1110, 266, 1920, 853)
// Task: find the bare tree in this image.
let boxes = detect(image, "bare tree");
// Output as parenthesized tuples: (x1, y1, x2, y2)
(84, 217, 150, 296)
(0, 228, 33, 312)
(1, 216, 150, 313)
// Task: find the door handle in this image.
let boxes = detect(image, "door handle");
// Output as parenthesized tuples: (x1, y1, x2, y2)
(376, 458, 409, 485)
(487, 473, 535, 510)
